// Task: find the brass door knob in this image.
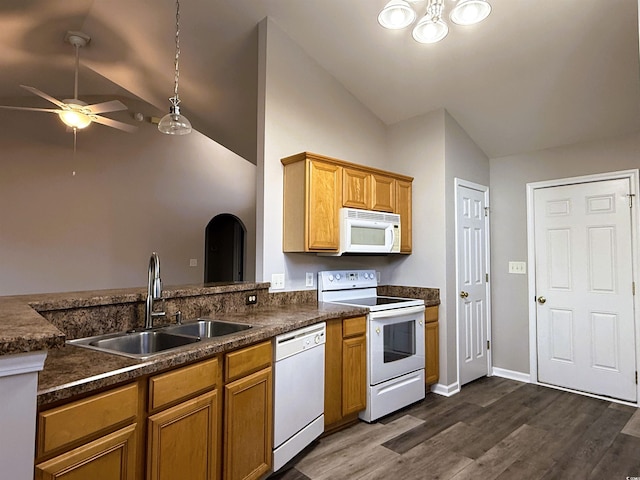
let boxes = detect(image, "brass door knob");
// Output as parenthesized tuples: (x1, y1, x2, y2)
(537, 296, 546, 304)
(460, 291, 469, 298)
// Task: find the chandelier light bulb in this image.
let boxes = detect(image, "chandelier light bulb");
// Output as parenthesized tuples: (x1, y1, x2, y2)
(378, 0, 417, 29)
(412, 16, 449, 43)
(450, 0, 492, 26)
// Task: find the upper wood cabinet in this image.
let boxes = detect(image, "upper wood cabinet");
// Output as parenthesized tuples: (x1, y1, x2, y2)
(282, 152, 413, 254)
(395, 179, 413, 253)
(282, 153, 342, 252)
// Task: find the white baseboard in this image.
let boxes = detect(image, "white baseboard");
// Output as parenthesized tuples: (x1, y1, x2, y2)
(491, 367, 531, 383)
(430, 382, 460, 397)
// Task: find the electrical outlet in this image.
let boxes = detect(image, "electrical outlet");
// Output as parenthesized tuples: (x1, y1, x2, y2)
(271, 273, 285, 290)
(189, 258, 198, 267)
(508, 261, 527, 274)
(246, 294, 257, 305)
(305, 272, 314, 287)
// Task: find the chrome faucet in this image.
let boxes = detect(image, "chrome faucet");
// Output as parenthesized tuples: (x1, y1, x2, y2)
(145, 252, 165, 329)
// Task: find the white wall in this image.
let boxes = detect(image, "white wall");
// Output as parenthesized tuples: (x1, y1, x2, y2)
(490, 131, 640, 374)
(0, 99, 256, 295)
(257, 18, 396, 290)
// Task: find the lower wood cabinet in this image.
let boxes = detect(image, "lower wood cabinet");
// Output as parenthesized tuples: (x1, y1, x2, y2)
(425, 306, 439, 385)
(325, 316, 367, 432)
(147, 390, 219, 480)
(35, 423, 137, 480)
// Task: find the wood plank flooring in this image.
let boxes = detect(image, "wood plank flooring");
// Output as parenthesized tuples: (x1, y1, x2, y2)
(270, 377, 640, 480)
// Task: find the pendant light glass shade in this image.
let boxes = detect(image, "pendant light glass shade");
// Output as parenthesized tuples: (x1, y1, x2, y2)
(158, 104, 192, 135)
(378, 0, 417, 29)
(450, 0, 492, 26)
(412, 16, 449, 43)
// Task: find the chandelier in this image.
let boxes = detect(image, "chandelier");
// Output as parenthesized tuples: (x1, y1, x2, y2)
(378, 0, 492, 44)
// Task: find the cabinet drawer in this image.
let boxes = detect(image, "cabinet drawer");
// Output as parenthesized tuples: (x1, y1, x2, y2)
(37, 383, 138, 457)
(343, 316, 366, 338)
(225, 341, 272, 383)
(149, 357, 218, 411)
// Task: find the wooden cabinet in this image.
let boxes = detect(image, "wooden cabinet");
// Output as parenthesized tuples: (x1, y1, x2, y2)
(35, 383, 140, 480)
(395, 179, 413, 253)
(223, 341, 273, 480)
(325, 316, 367, 433)
(282, 152, 413, 254)
(425, 306, 439, 385)
(147, 358, 220, 480)
(282, 153, 342, 252)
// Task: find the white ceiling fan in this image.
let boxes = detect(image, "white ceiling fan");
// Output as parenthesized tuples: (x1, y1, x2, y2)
(0, 31, 137, 134)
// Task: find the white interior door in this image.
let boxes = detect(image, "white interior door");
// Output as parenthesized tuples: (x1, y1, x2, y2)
(456, 181, 490, 386)
(534, 178, 636, 402)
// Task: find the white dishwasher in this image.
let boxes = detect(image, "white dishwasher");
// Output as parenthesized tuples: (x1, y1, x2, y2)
(273, 322, 326, 472)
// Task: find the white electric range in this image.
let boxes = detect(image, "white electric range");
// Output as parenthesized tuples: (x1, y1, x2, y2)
(317, 270, 426, 422)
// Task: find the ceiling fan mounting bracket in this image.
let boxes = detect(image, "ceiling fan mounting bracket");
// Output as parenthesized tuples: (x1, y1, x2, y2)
(64, 31, 91, 48)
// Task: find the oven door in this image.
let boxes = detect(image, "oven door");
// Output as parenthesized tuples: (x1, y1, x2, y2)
(368, 305, 425, 386)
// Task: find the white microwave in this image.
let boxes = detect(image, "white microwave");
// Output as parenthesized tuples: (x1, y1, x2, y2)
(331, 208, 401, 255)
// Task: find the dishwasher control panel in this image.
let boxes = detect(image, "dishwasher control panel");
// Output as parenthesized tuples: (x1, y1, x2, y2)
(274, 322, 326, 361)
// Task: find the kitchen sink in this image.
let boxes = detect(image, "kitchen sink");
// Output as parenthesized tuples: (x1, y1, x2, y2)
(68, 330, 201, 359)
(161, 319, 252, 338)
(67, 319, 253, 359)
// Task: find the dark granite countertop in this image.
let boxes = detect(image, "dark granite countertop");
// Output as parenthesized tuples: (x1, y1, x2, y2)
(38, 302, 367, 407)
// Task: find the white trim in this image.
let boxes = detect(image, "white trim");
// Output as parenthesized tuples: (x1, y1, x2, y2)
(430, 381, 460, 397)
(492, 367, 531, 383)
(454, 178, 492, 389)
(526, 169, 640, 405)
(530, 380, 638, 408)
(0, 351, 47, 378)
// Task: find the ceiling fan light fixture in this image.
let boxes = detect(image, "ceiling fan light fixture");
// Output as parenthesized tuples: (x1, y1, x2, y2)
(59, 109, 92, 129)
(412, 16, 449, 43)
(158, 103, 192, 135)
(159, 0, 191, 136)
(450, 0, 492, 26)
(378, 0, 417, 29)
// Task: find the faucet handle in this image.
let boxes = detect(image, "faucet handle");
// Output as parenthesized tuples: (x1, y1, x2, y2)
(173, 310, 183, 325)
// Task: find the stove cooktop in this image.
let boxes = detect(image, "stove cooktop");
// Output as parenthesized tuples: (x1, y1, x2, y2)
(336, 296, 417, 307)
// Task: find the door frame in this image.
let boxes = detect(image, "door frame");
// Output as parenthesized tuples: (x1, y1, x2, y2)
(526, 169, 640, 405)
(454, 178, 492, 388)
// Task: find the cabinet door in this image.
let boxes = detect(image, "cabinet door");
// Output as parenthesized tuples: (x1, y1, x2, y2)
(35, 424, 137, 480)
(371, 174, 395, 212)
(342, 335, 366, 416)
(425, 321, 439, 385)
(307, 160, 342, 251)
(395, 179, 412, 253)
(324, 319, 343, 426)
(343, 168, 370, 210)
(147, 390, 219, 480)
(224, 368, 273, 480)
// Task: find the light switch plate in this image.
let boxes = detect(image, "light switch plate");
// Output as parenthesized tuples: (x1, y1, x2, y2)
(271, 273, 285, 289)
(189, 258, 198, 267)
(305, 272, 314, 287)
(508, 261, 527, 274)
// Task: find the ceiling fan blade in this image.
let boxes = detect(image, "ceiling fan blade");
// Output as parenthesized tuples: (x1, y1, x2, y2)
(91, 115, 138, 133)
(0, 105, 61, 113)
(20, 85, 66, 109)
(85, 100, 128, 114)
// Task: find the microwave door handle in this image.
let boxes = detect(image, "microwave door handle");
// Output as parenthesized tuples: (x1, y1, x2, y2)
(386, 226, 393, 250)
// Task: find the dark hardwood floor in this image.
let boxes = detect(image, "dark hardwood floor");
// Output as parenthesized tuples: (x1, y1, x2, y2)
(271, 377, 640, 480)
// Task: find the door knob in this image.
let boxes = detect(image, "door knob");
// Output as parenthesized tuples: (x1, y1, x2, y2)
(537, 296, 546, 304)
(460, 291, 469, 298)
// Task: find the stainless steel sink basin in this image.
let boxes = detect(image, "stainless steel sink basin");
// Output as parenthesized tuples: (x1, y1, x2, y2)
(68, 330, 200, 359)
(162, 319, 252, 338)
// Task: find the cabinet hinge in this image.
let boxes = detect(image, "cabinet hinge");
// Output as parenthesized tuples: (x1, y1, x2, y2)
(627, 193, 635, 208)
(486, 273, 489, 283)
(487, 340, 490, 350)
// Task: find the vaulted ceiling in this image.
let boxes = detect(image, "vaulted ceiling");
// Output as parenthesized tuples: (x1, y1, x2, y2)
(1, 0, 639, 165)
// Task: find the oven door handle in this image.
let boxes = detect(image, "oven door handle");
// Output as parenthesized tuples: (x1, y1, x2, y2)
(368, 305, 425, 319)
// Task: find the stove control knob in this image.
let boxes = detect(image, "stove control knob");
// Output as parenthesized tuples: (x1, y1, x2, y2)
(335, 273, 341, 281)
(328, 274, 334, 282)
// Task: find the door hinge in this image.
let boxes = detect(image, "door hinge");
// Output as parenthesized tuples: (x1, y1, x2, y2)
(487, 340, 490, 350)
(633, 282, 636, 296)
(484, 206, 490, 217)
(627, 193, 635, 208)
(636, 371, 638, 384)
(486, 273, 489, 283)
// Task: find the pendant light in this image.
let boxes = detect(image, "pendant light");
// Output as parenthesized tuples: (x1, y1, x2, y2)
(450, 0, 492, 26)
(158, 0, 192, 135)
